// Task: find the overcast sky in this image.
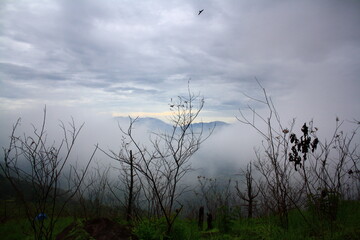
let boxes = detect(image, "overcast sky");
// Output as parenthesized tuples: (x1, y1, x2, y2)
(1, 1, 360, 175)
(1, 0, 359, 122)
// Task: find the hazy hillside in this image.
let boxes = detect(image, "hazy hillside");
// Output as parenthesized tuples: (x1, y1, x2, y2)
(115, 116, 229, 133)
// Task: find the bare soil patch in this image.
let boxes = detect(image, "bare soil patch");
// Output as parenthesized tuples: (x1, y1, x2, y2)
(56, 217, 136, 240)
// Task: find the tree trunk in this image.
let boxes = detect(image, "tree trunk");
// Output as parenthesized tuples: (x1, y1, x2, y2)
(126, 150, 134, 222)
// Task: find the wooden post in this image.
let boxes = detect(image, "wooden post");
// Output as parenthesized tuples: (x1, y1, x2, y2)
(207, 213, 213, 230)
(198, 206, 204, 230)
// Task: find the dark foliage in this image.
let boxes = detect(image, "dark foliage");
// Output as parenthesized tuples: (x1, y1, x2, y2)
(289, 123, 319, 170)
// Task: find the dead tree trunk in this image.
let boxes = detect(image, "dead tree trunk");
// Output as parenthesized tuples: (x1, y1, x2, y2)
(236, 162, 259, 218)
(126, 150, 134, 222)
(198, 206, 204, 230)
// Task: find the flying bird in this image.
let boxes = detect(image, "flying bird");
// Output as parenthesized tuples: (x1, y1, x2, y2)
(198, 9, 204, 15)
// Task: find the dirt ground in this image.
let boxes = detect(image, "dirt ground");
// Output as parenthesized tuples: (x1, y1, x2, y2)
(56, 217, 137, 240)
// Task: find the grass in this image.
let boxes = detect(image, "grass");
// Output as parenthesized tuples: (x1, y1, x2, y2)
(1, 200, 359, 240)
(195, 200, 360, 240)
(0, 217, 75, 240)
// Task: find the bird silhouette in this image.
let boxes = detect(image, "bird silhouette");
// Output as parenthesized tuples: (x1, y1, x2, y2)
(198, 9, 204, 15)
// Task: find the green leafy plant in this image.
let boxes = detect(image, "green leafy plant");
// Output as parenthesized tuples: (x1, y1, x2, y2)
(133, 218, 166, 240)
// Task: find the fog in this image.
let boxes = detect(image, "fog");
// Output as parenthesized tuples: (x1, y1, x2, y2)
(1, 97, 359, 186)
(0, 106, 255, 182)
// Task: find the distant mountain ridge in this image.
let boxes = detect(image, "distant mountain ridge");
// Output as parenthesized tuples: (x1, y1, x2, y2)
(114, 117, 229, 132)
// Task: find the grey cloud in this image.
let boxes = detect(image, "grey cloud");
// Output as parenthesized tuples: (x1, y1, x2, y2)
(104, 86, 160, 95)
(0, 62, 64, 81)
(0, 0, 359, 126)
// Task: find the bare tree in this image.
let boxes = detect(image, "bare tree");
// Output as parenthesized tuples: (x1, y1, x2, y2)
(196, 176, 232, 218)
(195, 176, 233, 232)
(292, 119, 360, 223)
(348, 119, 360, 199)
(237, 81, 360, 231)
(116, 86, 212, 237)
(125, 150, 135, 222)
(312, 119, 359, 199)
(237, 81, 303, 228)
(74, 163, 111, 219)
(235, 161, 259, 218)
(101, 137, 142, 223)
(0, 108, 97, 240)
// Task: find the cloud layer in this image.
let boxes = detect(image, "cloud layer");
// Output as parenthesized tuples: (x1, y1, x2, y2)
(1, 0, 359, 122)
(1, 1, 360, 176)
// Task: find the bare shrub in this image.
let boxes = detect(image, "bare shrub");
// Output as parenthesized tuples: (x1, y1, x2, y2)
(1, 108, 97, 240)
